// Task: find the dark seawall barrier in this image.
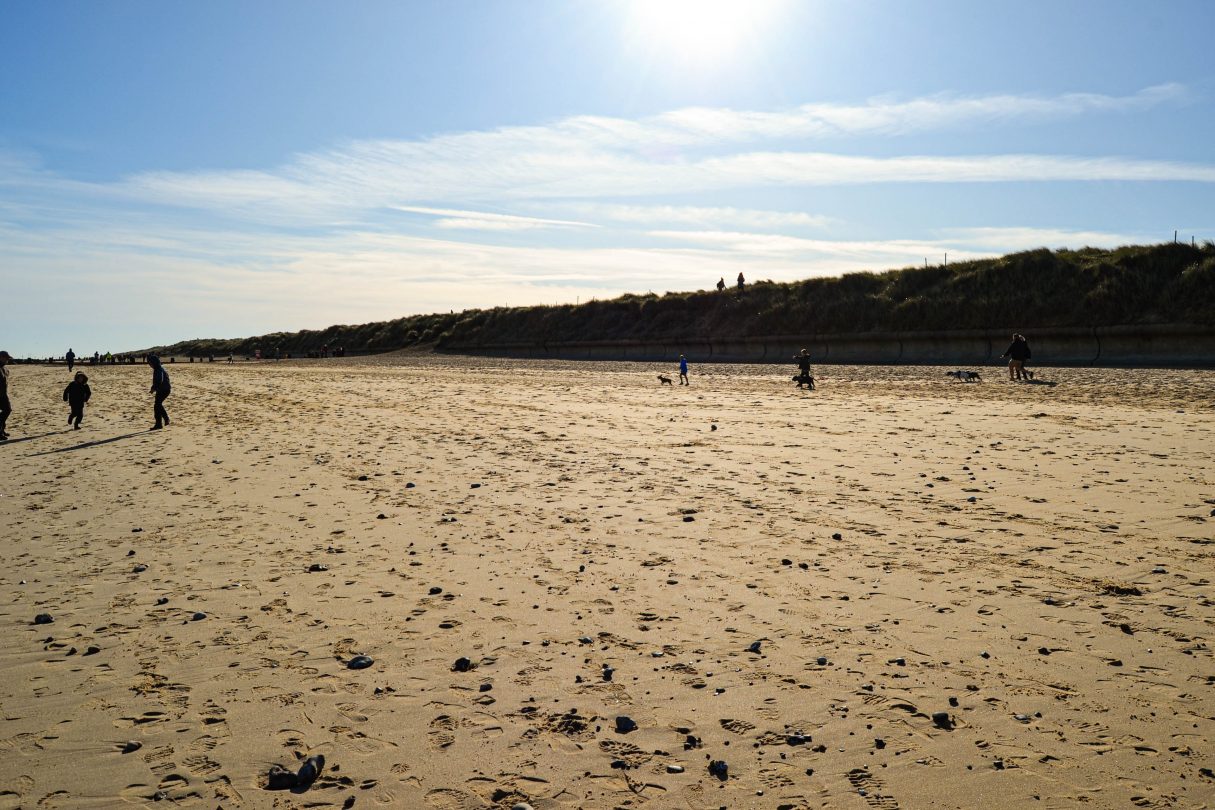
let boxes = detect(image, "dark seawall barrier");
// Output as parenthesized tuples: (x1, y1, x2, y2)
(444, 324, 1215, 368)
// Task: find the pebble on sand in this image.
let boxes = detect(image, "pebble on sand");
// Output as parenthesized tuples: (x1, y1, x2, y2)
(614, 715, 637, 733)
(347, 655, 375, 670)
(33, 613, 54, 625)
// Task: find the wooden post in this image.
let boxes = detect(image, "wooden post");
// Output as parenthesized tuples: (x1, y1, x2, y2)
(1174, 230, 1178, 243)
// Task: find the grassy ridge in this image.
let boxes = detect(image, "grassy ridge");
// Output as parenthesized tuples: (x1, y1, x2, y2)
(151, 242, 1215, 356)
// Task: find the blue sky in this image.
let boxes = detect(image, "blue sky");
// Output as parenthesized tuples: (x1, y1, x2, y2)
(2, 0, 1213, 355)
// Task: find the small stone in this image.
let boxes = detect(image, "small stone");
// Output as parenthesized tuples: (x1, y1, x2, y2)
(266, 764, 297, 790)
(376, 513, 387, 519)
(191, 612, 207, 621)
(816, 656, 828, 666)
(405, 482, 415, 489)
(155, 597, 168, 606)
(666, 764, 684, 774)
(347, 655, 374, 670)
(682, 515, 694, 522)
(993, 759, 1005, 770)
(931, 712, 953, 729)
(948, 696, 959, 707)
(708, 759, 728, 780)
(979, 651, 991, 659)
(890, 657, 906, 666)
(470, 482, 481, 489)
(479, 682, 492, 692)
(747, 641, 762, 653)
(609, 759, 627, 769)
(428, 586, 443, 595)
(308, 563, 328, 572)
(452, 657, 472, 672)
(875, 738, 886, 749)
(614, 715, 637, 734)
(33, 613, 53, 625)
(787, 734, 808, 746)
(84, 646, 101, 656)
(578, 636, 593, 644)
(602, 666, 614, 682)
(831, 533, 842, 540)
(133, 564, 148, 573)
(297, 754, 325, 784)
(121, 740, 142, 753)
(1038, 647, 1050, 655)
(511, 804, 535, 810)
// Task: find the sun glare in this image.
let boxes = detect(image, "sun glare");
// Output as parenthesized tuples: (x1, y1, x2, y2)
(626, 0, 785, 67)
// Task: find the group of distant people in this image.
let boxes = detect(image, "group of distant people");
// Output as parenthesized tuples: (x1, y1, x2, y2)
(0, 349, 172, 441)
(715, 273, 746, 292)
(668, 333, 1032, 391)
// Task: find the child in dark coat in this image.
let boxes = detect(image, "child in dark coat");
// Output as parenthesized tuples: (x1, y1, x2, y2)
(63, 372, 91, 429)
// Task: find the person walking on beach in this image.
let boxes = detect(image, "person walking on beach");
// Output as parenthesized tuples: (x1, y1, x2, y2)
(794, 348, 815, 390)
(1001, 333, 1031, 381)
(63, 372, 91, 430)
(678, 354, 689, 385)
(147, 354, 171, 429)
(65, 348, 75, 372)
(0, 351, 12, 440)
(737, 272, 746, 291)
(716, 277, 726, 292)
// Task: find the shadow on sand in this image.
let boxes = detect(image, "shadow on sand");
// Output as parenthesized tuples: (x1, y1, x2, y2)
(0, 429, 77, 446)
(24, 430, 153, 457)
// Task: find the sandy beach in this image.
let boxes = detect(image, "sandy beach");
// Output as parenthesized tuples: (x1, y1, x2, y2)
(1, 356, 1212, 810)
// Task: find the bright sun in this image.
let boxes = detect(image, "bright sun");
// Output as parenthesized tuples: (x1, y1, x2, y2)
(625, 0, 785, 66)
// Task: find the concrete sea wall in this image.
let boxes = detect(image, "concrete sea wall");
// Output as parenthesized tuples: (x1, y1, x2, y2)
(444, 324, 1215, 368)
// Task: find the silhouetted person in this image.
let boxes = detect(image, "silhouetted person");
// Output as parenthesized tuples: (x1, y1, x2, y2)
(0, 350, 12, 440)
(716, 277, 725, 292)
(737, 272, 745, 290)
(1001, 334, 1031, 381)
(65, 348, 75, 372)
(794, 348, 815, 390)
(63, 372, 91, 430)
(679, 354, 689, 385)
(148, 354, 171, 429)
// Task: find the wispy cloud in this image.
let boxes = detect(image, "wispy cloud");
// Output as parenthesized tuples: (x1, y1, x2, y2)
(392, 205, 596, 231)
(36, 84, 1192, 223)
(578, 204, 835, 230)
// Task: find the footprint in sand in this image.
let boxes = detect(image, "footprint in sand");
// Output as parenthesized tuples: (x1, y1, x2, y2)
(428, 715, 458, 748)
(847, 768, 901, 809)
(424, 787, 486, 809)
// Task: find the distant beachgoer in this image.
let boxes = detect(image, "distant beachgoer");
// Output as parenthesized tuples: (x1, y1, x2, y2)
(63, 372, 91, 430)
(679, 354, 689, 385)
(794, 348, 815, 390)
(0, 350, 12, 440)
(66, 348, 75, 372)
(716, 277, 725, 292)
(737, 272, 745, 290)
(1000, 334, 1031, 381)
(148, 354, 171, 430)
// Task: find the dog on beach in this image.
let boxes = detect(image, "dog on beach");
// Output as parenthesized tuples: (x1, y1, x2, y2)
(657, 374, 673, 385)
(946, 370, 982, 382)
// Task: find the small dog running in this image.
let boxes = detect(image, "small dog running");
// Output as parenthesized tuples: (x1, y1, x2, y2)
(657, 374, 673, 386)
(945, 370, 982, 382)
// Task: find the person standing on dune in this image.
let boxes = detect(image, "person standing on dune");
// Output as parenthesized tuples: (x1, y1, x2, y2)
(65, 347, 75, 372)
(148, 354, 171, 430)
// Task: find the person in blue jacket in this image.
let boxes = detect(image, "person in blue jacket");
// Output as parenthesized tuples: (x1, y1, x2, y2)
(678, 354, 689, 385)
(148, 354, 171, 429)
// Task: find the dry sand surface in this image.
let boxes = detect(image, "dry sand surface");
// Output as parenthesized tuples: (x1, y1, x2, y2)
(1, 356, 1213, 810)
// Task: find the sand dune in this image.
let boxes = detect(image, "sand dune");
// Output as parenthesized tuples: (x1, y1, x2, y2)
(1, 357, 1212, 809)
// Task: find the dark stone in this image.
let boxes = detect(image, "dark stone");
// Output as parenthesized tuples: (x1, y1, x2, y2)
(932, 712, 953, 729)
(614, 716, 637, 734)
(347, 655, 374, 670)
(297, 754, 325, 784)
(708, 759, 728, 780)
(452, 657, 473, 672)
(266, 765, 297, 790)
(33, 613, 53, 625)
